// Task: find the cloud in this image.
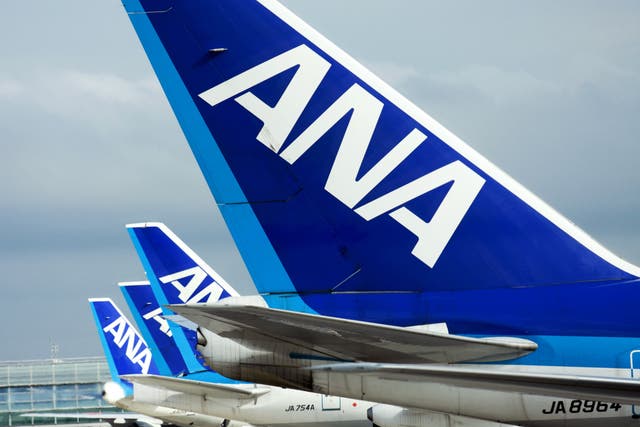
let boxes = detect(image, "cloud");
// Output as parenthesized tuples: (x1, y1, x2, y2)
(363, 60, 421, 89)
(424, 65, 558, 106)
(0, 68, 182, 204)
(0, 69, 164, 124)
(65, 71, 160, 105)
(0, 77, 23, 98)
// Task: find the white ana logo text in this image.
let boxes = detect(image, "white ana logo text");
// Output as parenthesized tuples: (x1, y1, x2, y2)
(103, 316, 152, 374)
(159, 267, 224, 303)
(198, 45, 485, 268)
(143, 307, 173, 337)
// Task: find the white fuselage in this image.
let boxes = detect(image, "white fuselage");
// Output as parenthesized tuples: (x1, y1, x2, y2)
(102, 381, 251, 427)
(317, 364, 638, 427)
(195, 327, 638, 426)
(112, 395, 239, 427)
(131, 381, 372, 427)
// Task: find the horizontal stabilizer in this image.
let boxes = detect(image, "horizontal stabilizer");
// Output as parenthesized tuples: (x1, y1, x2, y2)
(122, 374, 270, 399)
(169, 303, 537, 363)
(164, 314, 198, 331)
(313, 363, 640, 405)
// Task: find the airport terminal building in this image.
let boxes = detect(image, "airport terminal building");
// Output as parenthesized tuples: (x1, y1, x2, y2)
(0, 357, 123, 426)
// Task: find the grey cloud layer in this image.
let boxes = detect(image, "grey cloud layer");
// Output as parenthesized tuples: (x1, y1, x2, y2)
(1, 0, 639, 359)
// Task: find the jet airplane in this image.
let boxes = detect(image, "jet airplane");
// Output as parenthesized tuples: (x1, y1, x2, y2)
(119, 1, 640, 425)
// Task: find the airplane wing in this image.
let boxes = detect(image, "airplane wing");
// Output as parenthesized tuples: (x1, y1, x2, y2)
(122, 374, 270, 399)
(169, 303, 537, 363)
(311, 363, 640, 405)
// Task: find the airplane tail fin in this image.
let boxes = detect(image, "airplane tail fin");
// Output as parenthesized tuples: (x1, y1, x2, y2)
(122, 1, 639, 326)
(118, 281, 191, 377)
(126, 223, 239, 381)
(88, 298, 158, 390)
(119, 281, 235, 383)
(126, 222, 238, 305)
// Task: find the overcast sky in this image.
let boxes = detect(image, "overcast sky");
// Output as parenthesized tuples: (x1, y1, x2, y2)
(1, 1, 639, 360)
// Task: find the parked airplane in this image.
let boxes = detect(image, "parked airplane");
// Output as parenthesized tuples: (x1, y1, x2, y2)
(119, 279, 377, 427)
(120, 0, 640, 425)
(128, 220, 640, 425)
(125, 223, 518, 427)
(89, 298, 249, 427)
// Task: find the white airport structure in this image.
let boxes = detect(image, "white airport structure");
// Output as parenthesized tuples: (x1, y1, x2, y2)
(0, 357, 123, 426)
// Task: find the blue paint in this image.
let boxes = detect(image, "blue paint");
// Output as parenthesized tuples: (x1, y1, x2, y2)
(120, 283, 185, 377)
(122, 0, 313, 313)
(89, 302, 123, 386)
(89, 299, 159, 389)
(120, 282, 240, 384)
(501, 335, 640, 369)
(127, 226, 240, 384)
(124, 0, 636, 289)
(127, 227, 207, 374)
